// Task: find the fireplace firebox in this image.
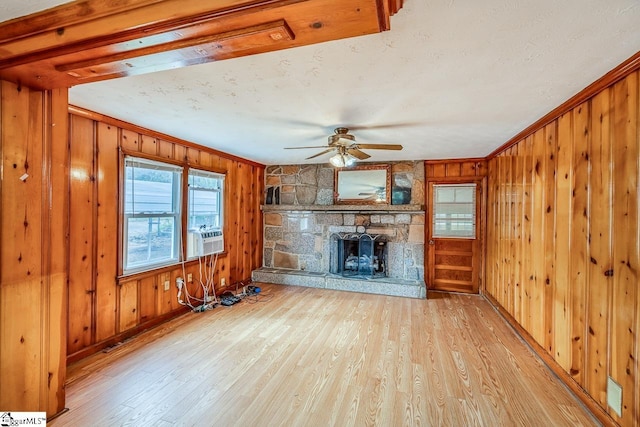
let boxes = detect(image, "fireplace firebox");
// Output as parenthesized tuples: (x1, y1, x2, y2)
(330, 233, 387, 278)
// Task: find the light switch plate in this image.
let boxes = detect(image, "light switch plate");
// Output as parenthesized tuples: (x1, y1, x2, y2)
(164, 280, 170, 291)
(607, 376, 622, 417)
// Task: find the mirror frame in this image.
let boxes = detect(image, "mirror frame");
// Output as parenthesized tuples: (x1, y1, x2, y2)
(334, 164, 391, 205)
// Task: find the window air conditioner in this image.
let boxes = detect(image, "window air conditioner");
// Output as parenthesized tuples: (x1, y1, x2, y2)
(188, 228, 224, 256)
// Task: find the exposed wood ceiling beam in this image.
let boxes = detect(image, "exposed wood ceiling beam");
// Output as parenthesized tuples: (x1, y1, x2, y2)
(0, 0, 404, 89)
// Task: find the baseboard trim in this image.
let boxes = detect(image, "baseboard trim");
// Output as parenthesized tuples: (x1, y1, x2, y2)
(66, 307, 190, 364)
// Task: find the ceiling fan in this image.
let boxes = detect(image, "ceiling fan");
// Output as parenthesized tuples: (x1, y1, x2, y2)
(285, 127, 403, 167)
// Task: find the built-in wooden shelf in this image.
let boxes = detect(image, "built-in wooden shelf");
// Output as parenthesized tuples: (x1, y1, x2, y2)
(261, 204, 424, 213)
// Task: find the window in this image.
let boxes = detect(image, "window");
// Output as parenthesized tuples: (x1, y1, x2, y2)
(432, 184, 476, 238)
(123, 157, 182, 273)
(187, 169, 224, 258)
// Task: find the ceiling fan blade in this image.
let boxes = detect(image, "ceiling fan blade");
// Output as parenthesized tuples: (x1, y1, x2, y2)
(347, 148, 371, 160)
(306, 148, 335, 160)
(355, 143, 403, 150)
(284, 145, 331, 149)
(347, 122, 422, 131)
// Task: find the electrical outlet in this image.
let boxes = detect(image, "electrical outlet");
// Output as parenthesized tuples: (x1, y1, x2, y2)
(221, 278, 226, 287)
(164, 280, 170, 291)
(187, 273, 193, 282)
(607, 376, 622, 417)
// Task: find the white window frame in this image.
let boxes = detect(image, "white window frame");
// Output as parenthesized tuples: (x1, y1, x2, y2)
(123, 156, 183, 274)
(187, 168, 225, 259)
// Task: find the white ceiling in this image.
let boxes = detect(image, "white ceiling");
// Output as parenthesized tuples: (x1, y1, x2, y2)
(3, 1, 640, 165)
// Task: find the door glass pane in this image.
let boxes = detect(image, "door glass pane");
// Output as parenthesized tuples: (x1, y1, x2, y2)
(433, 184, 476, 238)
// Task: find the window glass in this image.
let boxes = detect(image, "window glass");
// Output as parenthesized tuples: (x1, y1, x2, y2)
(432, 184, 476, 238)
(188, 169, 224, 230)
(123, 157, 182, 273)
(187, 169, 224, 258)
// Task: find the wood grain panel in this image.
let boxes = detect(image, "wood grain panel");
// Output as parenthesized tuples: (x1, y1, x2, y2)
(121, 129, 140, 152)
(68, 115, 96, 355)
(45, 87, 70, 416)
(570, 101, 589, 386)
(0, 83, 44, 411)
(95, 123, 119, 342)
(0, 80, 68, 416)
(609, 72, 638, 425)
(521, 136, 533, 333)
(513, 143, 524, 325)
(140, 134, 158, 156)
(139, 276, 157, 323)
(553, 111, 572, 373)
(543, 122, 556, 354)
(585, 88, 612, 406)
(118, 279, 139, 333)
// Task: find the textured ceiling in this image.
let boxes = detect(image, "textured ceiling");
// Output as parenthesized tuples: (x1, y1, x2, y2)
(2, 1, 640, 165)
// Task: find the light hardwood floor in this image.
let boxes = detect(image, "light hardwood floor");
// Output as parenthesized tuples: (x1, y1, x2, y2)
(52, 284, 598, 426)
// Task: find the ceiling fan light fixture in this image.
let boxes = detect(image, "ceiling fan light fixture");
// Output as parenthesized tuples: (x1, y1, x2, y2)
(329, 152, 356, 168)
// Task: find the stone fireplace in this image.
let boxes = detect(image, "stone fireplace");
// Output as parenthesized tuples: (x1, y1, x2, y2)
(252, 161, 426, 299)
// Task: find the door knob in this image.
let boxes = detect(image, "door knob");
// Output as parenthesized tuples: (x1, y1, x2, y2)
(428, 240, 435, 245)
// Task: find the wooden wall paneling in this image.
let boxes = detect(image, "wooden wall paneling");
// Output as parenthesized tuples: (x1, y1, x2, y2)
(139, 275, 157, 323)
(174, 144, 186, 163)
(68, 115, 96, 355)
(553, 111, 573, 373)
(121, 129, 140, 152)
(487, 159, 498, 298)
(490, 156, 504, 301)
(170, 268, 183, 311)
(187, 147, 200, 166)
(46, 87, 69, 416)
(226, 160, 238, 285)
(513, 143, 524, 325)
(584, 87, 612, 407)
(570, 101, 590, 386)
(118, 279, 138, 332)
(521, 136, 533, 333)
(0, 81, 68, 416)
(543, 122, 557, 354)
(199, 151, 212, 169)
(158, 139, 174, 160)
(460, 161, 476, 177)
(499, 153, 508, 306)
(140, 134, 158, 156)
(504, 148, 514, 313)
(0, 83, 44, 411)
(530, 129, 546, 346)
(95, 122, 119, 343)
(432, 163, 446, 178)
(445, 162, 461, 177)
(252, 168, 265, 269)
(240, 163, 250, 282)
(157, 271, 173, 315)
(609, 71, 638, 425)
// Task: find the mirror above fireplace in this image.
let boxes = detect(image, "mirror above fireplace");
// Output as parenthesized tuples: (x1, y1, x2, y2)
(334, 164, 391, 205)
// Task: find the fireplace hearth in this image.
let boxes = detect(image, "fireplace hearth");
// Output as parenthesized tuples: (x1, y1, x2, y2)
(331, 233, 387, 278)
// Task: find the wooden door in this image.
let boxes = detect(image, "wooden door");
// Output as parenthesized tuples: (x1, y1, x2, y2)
(427, 181, 482, 294)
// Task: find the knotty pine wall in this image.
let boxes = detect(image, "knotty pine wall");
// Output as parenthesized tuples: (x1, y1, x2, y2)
(67, 111, 264, 362)
(0, 80, 68, 416)
(486, 70, 639, 426)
